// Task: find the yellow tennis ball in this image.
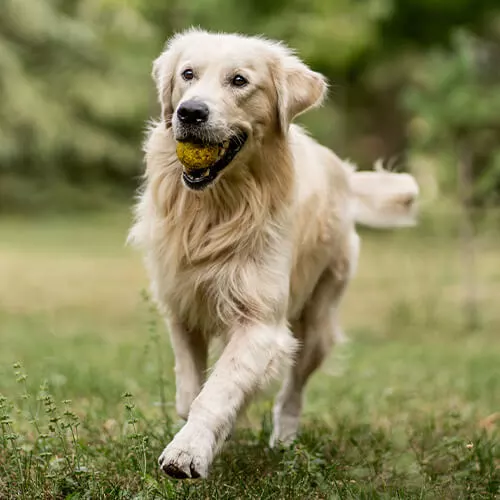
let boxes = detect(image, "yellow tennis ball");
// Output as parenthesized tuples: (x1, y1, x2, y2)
(176, 142, 219, 170)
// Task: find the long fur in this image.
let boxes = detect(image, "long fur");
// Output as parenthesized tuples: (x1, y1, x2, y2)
(129, 29, 418, 479)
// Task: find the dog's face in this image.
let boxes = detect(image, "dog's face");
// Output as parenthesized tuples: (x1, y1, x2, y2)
(153, 30, 327, 190)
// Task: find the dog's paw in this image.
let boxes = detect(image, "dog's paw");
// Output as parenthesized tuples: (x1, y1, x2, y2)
(269, 412, 300, 448)
(158, 445, 209, 479)
(158, 424, 214, 479)
(269, 430, 297, 449)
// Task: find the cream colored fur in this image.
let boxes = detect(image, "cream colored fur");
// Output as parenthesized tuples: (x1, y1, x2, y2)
(129, 29, 418, 479)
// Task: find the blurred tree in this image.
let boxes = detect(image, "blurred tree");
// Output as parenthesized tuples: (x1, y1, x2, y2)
(404, 30, 500, 205)
(403, 30, 500, 330)
(0, 0, 156, 210)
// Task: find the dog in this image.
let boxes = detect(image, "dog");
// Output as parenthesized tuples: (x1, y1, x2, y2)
(129, 29, 419, 479)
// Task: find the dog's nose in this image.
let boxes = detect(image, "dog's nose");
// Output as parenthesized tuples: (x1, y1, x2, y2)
(177, 100, 209, 125)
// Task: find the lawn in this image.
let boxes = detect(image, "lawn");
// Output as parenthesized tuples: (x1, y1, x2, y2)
(0, 210, 498, 499)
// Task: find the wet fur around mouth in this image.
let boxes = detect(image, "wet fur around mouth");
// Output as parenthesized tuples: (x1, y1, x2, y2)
(180, 132, 248, 190)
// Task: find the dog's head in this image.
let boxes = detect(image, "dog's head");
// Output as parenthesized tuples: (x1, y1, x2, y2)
(152, 29, 327, 190)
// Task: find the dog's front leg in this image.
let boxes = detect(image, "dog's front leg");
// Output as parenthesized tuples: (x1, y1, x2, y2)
(168, 320, 207, 420)
(159, 322, 297, 478)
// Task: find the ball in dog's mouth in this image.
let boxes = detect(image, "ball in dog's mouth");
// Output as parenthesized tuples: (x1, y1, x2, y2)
(176, 133, 247, 190)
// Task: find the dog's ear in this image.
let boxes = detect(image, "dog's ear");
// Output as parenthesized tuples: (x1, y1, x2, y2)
(274, 54, 327, 133)
(152, 41, 181, 127)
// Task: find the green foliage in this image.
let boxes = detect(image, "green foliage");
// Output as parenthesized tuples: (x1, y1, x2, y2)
(1, 0, 500, 210)
(404, 30, 500, 204)
(405, 32, 500, 133)
(0, 0, 155, 210)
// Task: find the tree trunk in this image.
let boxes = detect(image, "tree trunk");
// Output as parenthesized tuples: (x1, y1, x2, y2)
(457, 135, 478, 331)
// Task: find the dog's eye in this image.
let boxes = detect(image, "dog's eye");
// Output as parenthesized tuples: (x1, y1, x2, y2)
(231, 74, 248, 87)
(182, 69, 194, 81)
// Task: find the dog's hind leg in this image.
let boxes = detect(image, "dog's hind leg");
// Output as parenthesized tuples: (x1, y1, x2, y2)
(270, 269, 348, 447)
(168, 319, 207, 421)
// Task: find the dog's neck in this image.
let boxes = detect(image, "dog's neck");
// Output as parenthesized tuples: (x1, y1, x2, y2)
(142, 123, 295, 264)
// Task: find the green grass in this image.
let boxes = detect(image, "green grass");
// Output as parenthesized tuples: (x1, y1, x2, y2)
(0, 210, 499, 499)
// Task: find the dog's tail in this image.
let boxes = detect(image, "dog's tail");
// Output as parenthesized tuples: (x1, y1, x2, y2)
(349, 161, 419, 229)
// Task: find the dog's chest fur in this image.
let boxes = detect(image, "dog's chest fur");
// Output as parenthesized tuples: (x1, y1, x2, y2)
(146, 211, 291, 337)
(130, 124, 355, 339)
(129, 126, 293, 336)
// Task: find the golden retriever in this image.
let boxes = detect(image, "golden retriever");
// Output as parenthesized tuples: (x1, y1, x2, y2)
(129, 29, 418, 479)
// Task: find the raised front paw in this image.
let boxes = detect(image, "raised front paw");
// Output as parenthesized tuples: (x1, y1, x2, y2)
(158, 423, 214, 479)
(158, 445, 209, 478)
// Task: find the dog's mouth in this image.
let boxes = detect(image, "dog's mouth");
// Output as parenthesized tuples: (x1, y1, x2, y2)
(178, 132, 247, 191)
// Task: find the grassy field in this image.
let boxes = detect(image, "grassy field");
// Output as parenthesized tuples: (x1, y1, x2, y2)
(0, 210, 499, 499)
